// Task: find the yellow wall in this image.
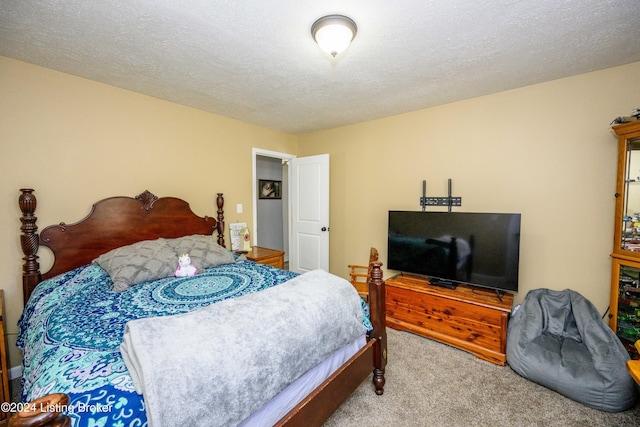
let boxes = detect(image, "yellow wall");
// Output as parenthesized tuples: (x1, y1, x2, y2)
(298, 61, 640, 317)
(2, 54, 640, 372)
(0, 56, 297, 368)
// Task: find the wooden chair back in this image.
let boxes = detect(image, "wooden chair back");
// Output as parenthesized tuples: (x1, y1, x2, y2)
(348, 248, 379, 301)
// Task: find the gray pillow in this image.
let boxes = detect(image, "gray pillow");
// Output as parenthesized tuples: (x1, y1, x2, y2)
(93, 238, 176, 292)
(94, 235, 235, 292)
(167, 234, 235, 272)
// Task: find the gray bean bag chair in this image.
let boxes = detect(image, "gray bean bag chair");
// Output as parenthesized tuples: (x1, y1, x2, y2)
(507, 288, 637, 412)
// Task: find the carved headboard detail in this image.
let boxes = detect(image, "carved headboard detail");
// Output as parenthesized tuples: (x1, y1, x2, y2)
(19, 189, 225, 304)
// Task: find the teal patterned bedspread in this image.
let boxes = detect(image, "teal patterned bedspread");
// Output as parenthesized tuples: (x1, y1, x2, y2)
(17, 260, 301, 427)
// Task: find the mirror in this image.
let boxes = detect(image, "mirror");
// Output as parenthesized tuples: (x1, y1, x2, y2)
(621, 138, 640, 252)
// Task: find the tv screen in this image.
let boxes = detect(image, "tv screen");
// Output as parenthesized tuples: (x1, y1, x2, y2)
(388, 211, 521, 293)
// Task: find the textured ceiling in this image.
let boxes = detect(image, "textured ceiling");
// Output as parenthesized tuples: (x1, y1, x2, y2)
(1, 1, 639, 134)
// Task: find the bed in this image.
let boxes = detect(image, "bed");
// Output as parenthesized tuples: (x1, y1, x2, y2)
(14, 188, 387, 427)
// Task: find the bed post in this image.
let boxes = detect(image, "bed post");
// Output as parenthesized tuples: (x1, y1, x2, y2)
(368, 261, 387, 395)
(19, 188, 41, 305)
(216, 193, 225, 248)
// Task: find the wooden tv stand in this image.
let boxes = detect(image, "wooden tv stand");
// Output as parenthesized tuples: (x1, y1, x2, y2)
(385, 274, 514, 365)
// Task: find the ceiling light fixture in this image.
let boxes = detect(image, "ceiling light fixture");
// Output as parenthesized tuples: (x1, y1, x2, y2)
(311, 15, 357, 57)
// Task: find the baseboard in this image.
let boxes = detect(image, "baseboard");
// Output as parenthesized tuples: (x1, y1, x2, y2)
(8, 365, 22, 381)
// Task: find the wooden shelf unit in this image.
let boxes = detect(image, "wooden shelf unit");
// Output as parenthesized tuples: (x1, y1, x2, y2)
(609, 121, 640, 358)
(385, 274, 513, 365)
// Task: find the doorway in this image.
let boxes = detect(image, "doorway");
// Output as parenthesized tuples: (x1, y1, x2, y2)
(252, 148, 295, 262)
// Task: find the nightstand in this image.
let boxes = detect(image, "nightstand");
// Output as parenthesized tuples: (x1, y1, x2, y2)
(0, 290, 9, 424)
(244, 246, 285, 269)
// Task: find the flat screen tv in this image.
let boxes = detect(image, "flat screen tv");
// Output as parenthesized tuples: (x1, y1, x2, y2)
(388, 211, 521, 293)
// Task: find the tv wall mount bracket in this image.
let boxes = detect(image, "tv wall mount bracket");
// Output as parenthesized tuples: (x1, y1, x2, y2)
(420, 179, 461, 213)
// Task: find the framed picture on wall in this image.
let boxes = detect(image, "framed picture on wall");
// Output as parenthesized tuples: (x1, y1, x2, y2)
(258, 179, 282, 199)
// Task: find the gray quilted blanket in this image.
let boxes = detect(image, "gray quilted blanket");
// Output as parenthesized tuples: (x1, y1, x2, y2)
(120, 269, 367, 427)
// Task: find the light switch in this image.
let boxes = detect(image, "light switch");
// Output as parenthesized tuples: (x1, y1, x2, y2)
(236, 203, 243, 214)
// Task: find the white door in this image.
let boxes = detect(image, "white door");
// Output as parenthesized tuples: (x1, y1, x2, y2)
(289, 154, 330, 272)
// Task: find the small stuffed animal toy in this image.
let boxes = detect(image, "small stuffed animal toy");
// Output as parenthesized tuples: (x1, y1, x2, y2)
(175, 253, 198, 277)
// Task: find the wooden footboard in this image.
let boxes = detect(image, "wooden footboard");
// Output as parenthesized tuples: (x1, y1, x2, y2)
(276, 341, 377, 426)
(276, 261, 387, 426)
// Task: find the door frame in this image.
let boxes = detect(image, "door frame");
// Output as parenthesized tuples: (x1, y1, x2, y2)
(252, 148, 296, 247)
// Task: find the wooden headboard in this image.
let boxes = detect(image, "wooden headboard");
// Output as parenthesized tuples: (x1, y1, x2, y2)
(19, 189, 225, 304)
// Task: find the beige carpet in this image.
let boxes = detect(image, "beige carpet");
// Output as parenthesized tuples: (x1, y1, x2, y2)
(11, 328, 640, 425)
(324, 328, 640, 426)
